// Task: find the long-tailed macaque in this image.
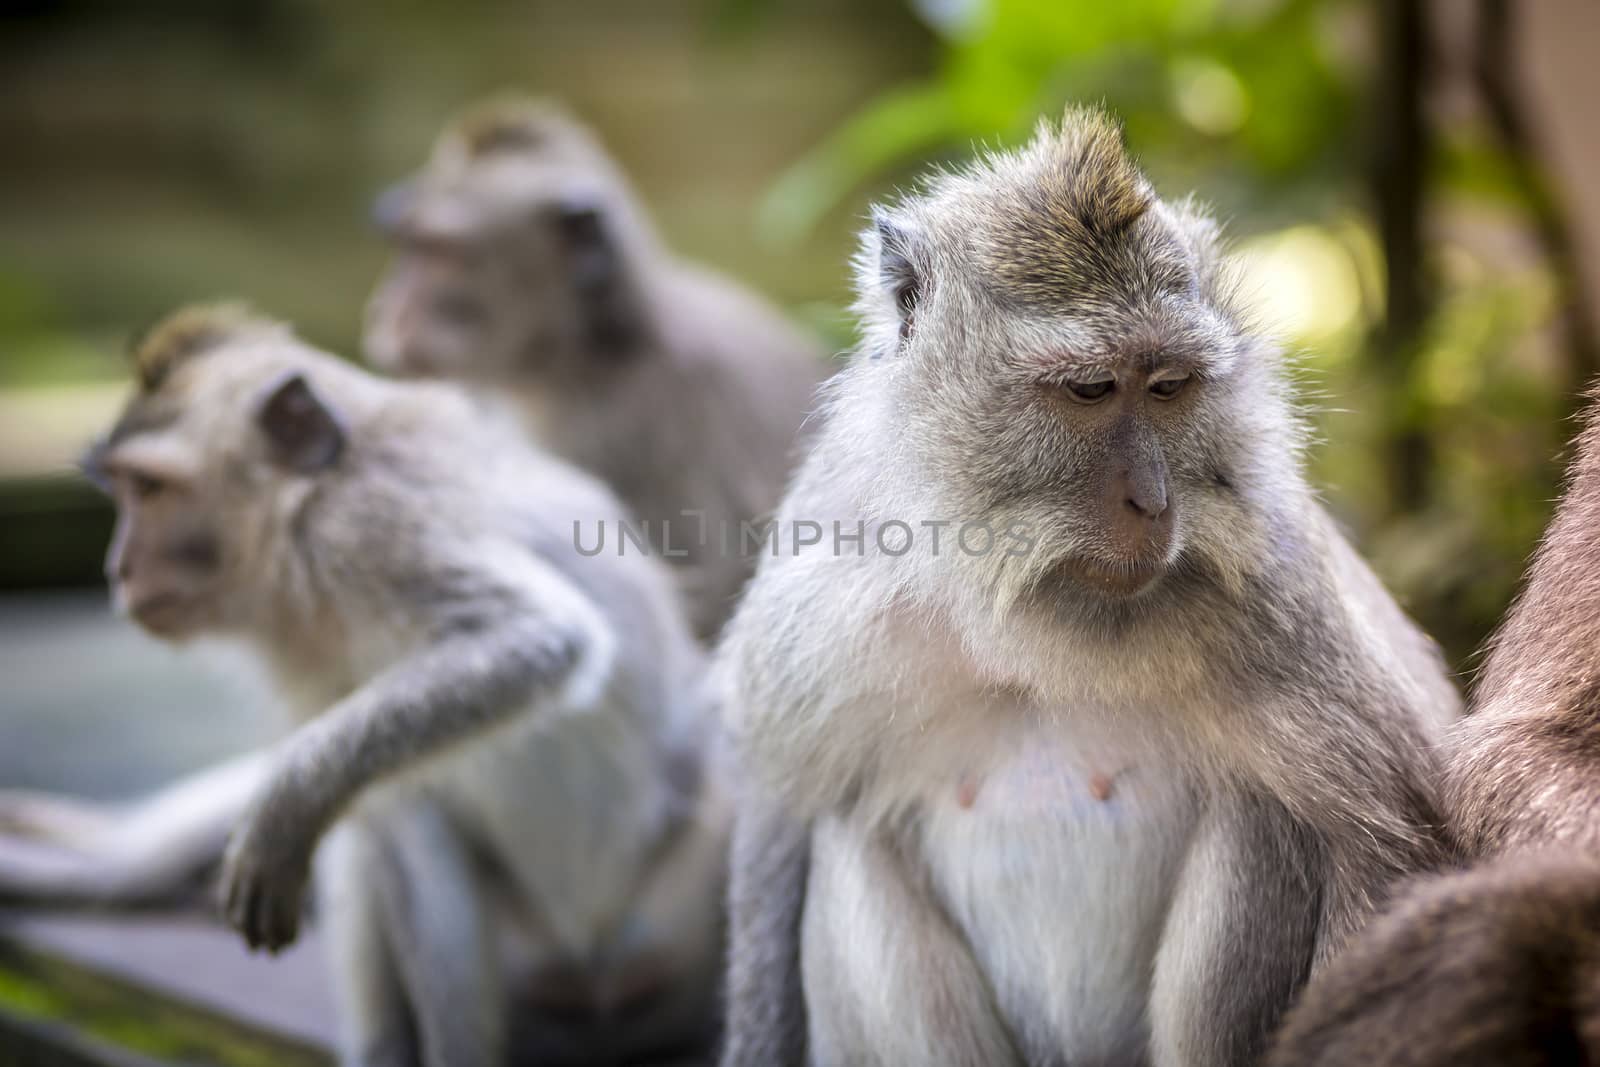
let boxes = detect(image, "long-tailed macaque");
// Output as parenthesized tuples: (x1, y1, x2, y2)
(34, 306, 726, 1067)
(0, 98, 815, 927)
(0, 98, 815, 960)
(365, 95, 826, 639)
(718, 108, 1461, 1066)
(1268, 402, 1600, 1066)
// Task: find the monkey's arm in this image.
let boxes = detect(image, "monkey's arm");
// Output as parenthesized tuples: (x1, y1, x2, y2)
(220, 578, 609, 951)
(0, 749, 270, 911)
(1150, 794, 1321, 1067)
(720, 791, 811, 1067)
(1257, 688, 1448, 965)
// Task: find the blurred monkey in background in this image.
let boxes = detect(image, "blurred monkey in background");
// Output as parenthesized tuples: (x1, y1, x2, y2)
(4, 306, 726, 1067)
(365, 95, 826, 639)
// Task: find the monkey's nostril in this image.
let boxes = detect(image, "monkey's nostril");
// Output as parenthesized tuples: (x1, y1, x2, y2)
(1126, 495, 1168, 521)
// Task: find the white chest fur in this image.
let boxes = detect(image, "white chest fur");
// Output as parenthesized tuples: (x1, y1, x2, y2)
(920, 722, 1197, 1062)
(802, 708, 1198, 1066)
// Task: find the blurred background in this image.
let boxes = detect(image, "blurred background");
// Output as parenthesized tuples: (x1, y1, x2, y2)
(0, 0, 1597, 1059)
(1, 0, 1598, 783)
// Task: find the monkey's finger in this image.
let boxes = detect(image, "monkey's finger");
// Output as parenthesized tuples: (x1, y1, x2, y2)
(230, 875, 268, 950)
(266, 896, 300, 954)
(218, 850, 247, 919)
(222, 872, 246, 932)
(264, 891, 288, 952)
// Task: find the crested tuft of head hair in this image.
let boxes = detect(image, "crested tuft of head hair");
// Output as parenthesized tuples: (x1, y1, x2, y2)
(1020, 106, 1150, 231)
(129, 303, 281, 392)
(448, 94, 581, 159)
(973, 106, 1157, 307)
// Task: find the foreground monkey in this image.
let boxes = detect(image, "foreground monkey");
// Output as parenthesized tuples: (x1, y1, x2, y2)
(718, 108, 1461, 1066)
(49, 306, 725, 1067)
(1268, 403, 1600, 1065)
(365, 95, 826, 639)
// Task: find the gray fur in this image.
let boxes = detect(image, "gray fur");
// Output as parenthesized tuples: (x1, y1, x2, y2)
(364, 96, 827, 638)
(718, 107, 1459, 1066)
(39, 308, 729, 1067)
(719, 791, 810, 1066)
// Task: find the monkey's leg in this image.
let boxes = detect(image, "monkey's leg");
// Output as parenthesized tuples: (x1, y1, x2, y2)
(719, 793, 809, 1067)
(369, 799, 503, 1067)
(583, 783, 727, 1064)
(1149, 794, 1320, 1067)
(0, 749, 270, 909)
(318, 821, 420, 1067)
(800, 814, 1021, 1067)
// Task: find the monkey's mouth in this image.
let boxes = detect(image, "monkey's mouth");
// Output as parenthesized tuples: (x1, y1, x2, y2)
(1057, 555, 1169, 597)
(126, 591, 197, 636)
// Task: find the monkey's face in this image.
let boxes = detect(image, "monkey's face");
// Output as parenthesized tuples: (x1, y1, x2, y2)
(87, 429, 225, 640)
(861, 195, 1262, 612)
(364, 153, 638, 385)
(87, 323, 350, 641)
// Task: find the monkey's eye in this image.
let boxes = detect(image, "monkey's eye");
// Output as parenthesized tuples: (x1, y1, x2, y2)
(433, 292, 486, 328)
(1063, 378, 1114, 404)
(1150, 375, 1191, 400)
(128, 472, 166, 500)
(405, 234, 473, 268)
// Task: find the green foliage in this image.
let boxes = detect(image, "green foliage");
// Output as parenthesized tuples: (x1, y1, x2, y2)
(760, 0, 1360, 244)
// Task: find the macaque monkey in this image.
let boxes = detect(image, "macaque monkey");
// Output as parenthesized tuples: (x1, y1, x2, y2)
(1269, 403, 1600, 1066)
(0, 99, 811, 924)
(0, 98, 812, 938)
(365, 95, 826, 639)
(39, 305, 726, 1067)
(717, 108, 1461, 1066)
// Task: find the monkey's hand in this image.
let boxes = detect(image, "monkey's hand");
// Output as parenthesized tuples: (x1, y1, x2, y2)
(218, 791, 316, 953)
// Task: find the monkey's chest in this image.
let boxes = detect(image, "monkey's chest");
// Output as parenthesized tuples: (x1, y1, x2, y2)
(919, 736, 1197, 1062)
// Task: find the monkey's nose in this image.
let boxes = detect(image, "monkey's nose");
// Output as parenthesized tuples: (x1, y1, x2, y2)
(1124, 488, 1167, 521)
(1106, 471, 1173, 561)
(1113, 471, 1168, 523)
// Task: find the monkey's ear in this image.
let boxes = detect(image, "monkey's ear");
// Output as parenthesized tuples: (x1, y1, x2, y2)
(553, 198, 639, 354)
(256, 372, 345, 473)
(873, 210, 922, 345)
(555, 200, 617, 289)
